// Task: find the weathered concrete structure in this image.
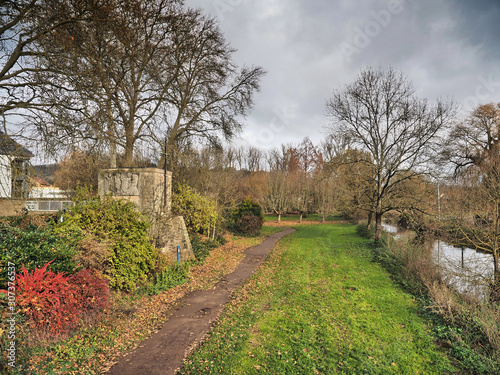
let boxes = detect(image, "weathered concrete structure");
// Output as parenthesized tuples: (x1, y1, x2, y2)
(98, 168, 193, 263)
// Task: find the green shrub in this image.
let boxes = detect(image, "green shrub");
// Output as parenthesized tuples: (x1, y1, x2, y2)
(230, 199, 263, 235)
(356, 223, 374, 238)
(236, 215, 262, 236)
(189, 233, 225, 263)
(0, 221, 80, 285)
(54, 191, 157, 291)
(172, 183, 219, 235)
(139, 263, 190, 296)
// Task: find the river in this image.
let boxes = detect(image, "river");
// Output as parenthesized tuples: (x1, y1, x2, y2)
(381, 223, 495, 300)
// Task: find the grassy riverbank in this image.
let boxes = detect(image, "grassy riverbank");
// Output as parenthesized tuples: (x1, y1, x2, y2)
(180, 224, 454, 374)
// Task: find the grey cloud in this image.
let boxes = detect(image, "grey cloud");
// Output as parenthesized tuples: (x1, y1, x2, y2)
(185, 0, 500, 148)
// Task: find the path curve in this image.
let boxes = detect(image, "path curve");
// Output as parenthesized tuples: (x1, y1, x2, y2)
(107, 228, 295, 375)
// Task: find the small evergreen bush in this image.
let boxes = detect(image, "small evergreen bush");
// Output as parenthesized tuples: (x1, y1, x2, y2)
(190, 233, 221, 263)
(237, 215, 263, 236)
(172, 183, 219, 235)
(139, 263, 190, 296)
(231, 199, 263, 235)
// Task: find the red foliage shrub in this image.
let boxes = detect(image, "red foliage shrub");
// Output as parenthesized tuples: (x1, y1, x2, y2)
(69, 268, 110, 311)
(11, 262, 110, 336)
(15, 262, 80, 335)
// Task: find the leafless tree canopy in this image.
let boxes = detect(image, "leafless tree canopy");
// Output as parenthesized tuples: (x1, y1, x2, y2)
(326, 67, 455, 240)
(0, 0, 96, 129)
(442, 103, 500, 295)
(2, 0, 264, 167)
(443, 103, 500, 175)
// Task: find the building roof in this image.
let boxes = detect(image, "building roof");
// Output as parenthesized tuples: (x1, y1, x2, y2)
(0, 130, 34, 158)
(31, 176, 52, 187)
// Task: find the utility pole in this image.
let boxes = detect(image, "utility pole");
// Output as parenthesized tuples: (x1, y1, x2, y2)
(437, 179, 441, 220)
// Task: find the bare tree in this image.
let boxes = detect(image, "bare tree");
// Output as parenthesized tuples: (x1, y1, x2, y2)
(326, 148, 375, 222)
(295, 137, 323, 174)
(34, 0, 187, 166)
(264, 170, 291, 223)
(155, 9, 265, 169)
(313, 173, 337, 223)
(289, 170, 312, 222)
(326, 67, 455, 240)
(0, 0, 96, 131)
(444, 103, 500, 300)
(443, 103, 500, 174)
(31, 1, 263, 168)
(246, 146, 262, 172)
(53, 149, 105, 193)
(266, 145, 292, 172)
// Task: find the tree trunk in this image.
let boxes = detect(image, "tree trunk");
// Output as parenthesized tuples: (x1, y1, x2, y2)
(492, 214, 500, 302)
(299, 213, 303, 223)
(491, 269, 500, 303)
(123, 136, 134, 167)
(107, 105, 117, 168)
(110, 140, 117, 169)
(375, 211, 383, 242)
(277, 213, 281, 223)
(322, 214, 325, 223)
(367, 211, 373, 229)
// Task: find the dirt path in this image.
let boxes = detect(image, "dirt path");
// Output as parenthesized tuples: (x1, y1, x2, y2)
(107, 228, 294, 375)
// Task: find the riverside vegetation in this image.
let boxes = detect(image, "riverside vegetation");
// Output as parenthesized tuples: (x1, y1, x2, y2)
(371, 225, 500, 375)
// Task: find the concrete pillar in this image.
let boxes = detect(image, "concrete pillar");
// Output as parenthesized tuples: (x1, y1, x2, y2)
(98, 168, 193, 264)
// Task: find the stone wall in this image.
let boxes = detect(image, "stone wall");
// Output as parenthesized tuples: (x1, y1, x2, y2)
(98, 168, 193, 264)
(156, 216, 193, 263)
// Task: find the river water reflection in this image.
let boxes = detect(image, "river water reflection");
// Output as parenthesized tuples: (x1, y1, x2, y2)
(382, 223, 495, 300)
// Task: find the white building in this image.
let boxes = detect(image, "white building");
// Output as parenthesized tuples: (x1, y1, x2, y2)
(0, 131, 33, 199)
(29, 176, 69, 199)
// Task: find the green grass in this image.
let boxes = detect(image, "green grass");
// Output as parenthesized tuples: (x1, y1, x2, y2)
(180, 224, 454, 374)
(259, 226, 283, 236)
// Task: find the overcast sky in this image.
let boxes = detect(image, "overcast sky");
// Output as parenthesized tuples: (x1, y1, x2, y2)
(184, 0, 500, 150)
